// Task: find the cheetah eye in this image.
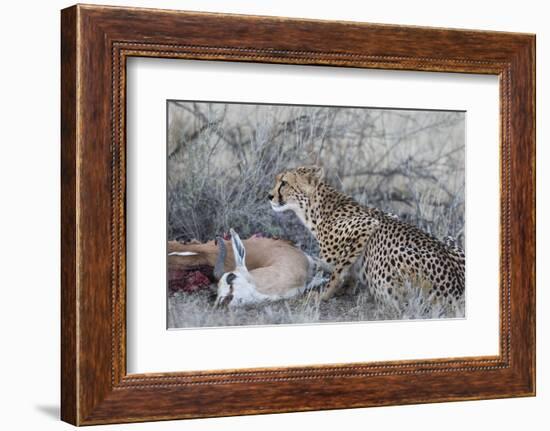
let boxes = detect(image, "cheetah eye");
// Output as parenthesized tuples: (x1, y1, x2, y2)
(280, 180, 287, 187)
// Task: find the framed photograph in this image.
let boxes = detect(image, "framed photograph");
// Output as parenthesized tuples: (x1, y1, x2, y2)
(164, 100, 467, 328)
(61, 4, 535, 425)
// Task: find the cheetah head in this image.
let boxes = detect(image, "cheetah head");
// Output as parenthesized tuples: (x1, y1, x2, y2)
(268, 166, 324, 213)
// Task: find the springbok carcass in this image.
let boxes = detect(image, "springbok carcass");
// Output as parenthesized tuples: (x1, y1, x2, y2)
(168, 230, 329, 307)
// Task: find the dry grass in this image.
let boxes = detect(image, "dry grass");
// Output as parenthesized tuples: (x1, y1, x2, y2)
(167, 281, 465, 328)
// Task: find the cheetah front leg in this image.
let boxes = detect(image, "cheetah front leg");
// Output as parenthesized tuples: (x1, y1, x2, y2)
(320, 245, 365, 300)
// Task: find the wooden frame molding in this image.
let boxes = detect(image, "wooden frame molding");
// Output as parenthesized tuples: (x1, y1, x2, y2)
(61, 4, 535, 425)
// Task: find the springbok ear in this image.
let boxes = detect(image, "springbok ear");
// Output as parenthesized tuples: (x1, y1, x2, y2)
(213, 236, 226, 281)
(229, 228, 247, 270)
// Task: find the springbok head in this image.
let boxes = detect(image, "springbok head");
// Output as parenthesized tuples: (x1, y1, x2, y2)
(214, 229, 260, 308)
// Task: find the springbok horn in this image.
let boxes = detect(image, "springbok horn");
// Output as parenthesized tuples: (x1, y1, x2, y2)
(213, 236, 226, 281)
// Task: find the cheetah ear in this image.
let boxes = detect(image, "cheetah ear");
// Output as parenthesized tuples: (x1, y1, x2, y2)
(309, 165, 324, 183)
(296, 165, 324, 185)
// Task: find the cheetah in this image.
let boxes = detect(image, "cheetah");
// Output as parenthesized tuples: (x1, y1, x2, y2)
(268, 166, 465, 307)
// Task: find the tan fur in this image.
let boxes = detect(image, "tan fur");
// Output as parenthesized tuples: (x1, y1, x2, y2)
(168, 237, 309, 296)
